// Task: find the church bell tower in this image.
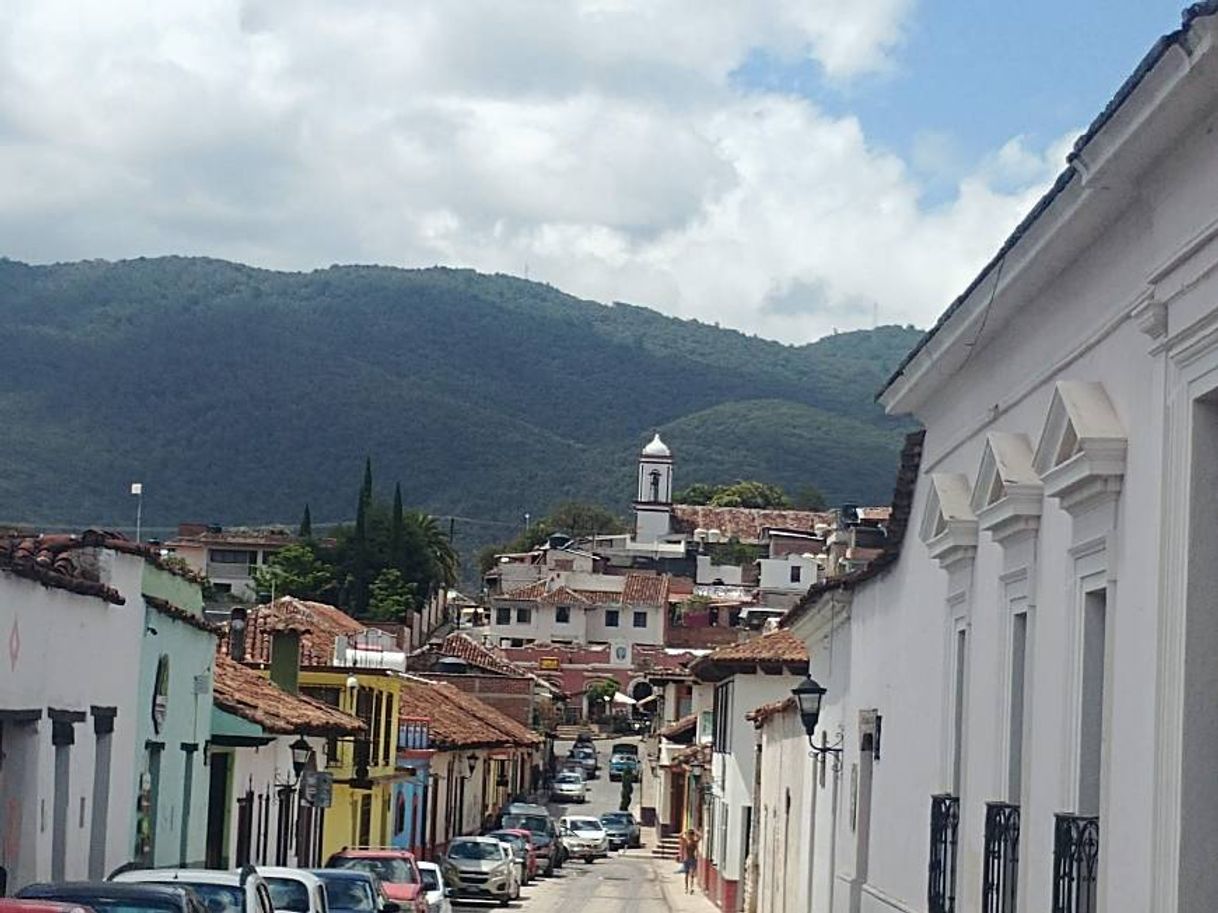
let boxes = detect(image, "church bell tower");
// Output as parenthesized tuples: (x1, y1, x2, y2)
(634, 433, 674, 543)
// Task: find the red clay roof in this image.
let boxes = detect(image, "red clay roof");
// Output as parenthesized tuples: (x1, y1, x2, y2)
(0, 528, 207, 604)
(399, 676, 541, 749)
(497, 573, 668, 609)
(689, 629, 809, 682)
(747, 696, 796, 726)
(212, 654, 365, 736)
(671, 507, 834, 542)
(623, 574, 669, 607)
(223, 596, 365, 665)
(144, 595, 222, 636)
(440, 633, 533, 678)
(658, 713, 697, 740)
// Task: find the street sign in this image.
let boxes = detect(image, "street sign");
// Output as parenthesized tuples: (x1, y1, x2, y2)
(539, 656, 560, 671)
(301, 771, 333, 808)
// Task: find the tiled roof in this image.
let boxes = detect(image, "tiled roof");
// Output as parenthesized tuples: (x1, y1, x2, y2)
(668, 743, 711, 769)
(222, 596, 364, 665)
(144, 595, 222, 636)
(689, 629, 808, 682)
(671, 506, 833, 542)
(782, 431, 925, 629)
(398, 676, 542, 749)
(440, 633, 534, 678)
(747, 696, 796, 726)
(658, 713, 697, 740)
(0, 528, 209, 604)
(212, 654, 365, 736)
(622, 574, 669, 607)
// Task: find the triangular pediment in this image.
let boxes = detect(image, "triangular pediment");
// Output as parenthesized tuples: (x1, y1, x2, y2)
(1032, 381, 1125, 476)
(920, 473, 978, 567)
(971, 432, 1041, 514)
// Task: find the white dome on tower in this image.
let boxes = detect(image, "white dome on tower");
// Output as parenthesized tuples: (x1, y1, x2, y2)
(641, 433, 671, 458)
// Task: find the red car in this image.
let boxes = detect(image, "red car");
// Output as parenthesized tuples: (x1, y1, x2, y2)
(326, 848, 427, 913)
(487, 828, 539, 884)
(0, 903, 95, 913)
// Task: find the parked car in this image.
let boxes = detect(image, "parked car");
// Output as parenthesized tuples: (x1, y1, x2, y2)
(17, 883, 205, 913)
(569, 746, 598, 778)
(255, 868, 329, 913)
(553, 770, 587, 803)
(309, 870, 397, 913)
(501, 811, 562, 874)
(112, 867, 274, 913)
(609, 742, 638, 758)
(441, 836, 519, 906)
(607, 753, 640, 782)
(412, 863, 451, 913)
(574, 731, 594, 746)
(487, 828, 538, 884)
(599, 811, 641, 849)
(0, 902, 98, 913)
(558, 816, 609, 863)
(326, 849, 426, 913)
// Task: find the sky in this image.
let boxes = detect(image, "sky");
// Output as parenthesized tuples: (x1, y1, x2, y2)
(0, 1, 1190, 343)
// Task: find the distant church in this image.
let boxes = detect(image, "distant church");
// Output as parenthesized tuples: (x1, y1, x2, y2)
(632, 433, 675, 543)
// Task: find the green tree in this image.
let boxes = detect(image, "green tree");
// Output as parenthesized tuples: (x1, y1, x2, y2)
(407, 512, 459, 590)
(390, 483, 404, 569)
(545, 501, 627, 538)
(299, 503, 313, 539)
(367, 567, 418, 622)
(673, 483, 717, 505)
(252, 542, 335, 602)
(792, 485, 828, 511)
(707, 480, 791, 508)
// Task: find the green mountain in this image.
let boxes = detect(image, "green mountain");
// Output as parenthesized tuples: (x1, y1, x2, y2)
(0, 256, 921, 548)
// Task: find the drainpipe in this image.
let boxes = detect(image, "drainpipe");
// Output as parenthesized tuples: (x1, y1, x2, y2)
(746, 732, 763, 913)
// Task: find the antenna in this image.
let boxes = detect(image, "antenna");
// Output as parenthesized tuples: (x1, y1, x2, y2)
(130, 482, 144, 542)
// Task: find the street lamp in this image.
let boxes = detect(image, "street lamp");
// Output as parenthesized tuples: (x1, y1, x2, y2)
(791, 676, 843, 765)
(290, 737, 314, 779)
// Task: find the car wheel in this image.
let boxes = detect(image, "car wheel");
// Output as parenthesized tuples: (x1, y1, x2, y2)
(585, 855, 595, 864)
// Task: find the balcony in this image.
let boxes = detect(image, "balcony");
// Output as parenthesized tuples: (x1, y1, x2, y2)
(1052, 813, 1099, 913)
(981, 802, 1019, 913)
(928, 793, 959, 913)
(398, 716, 431, 751)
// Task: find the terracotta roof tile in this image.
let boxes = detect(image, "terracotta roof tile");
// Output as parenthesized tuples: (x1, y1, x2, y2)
(212, 654, 365, 736)
(439, 633, 533, 678)
(747, 696, 796, 726)
(398, 676, 541, 749)
(658, 713, 697, 740)
(689, 629, 808, 682)
(220, 596, 366, 665)
(671, 507, 835, 542)
(622, 574, 669, 607)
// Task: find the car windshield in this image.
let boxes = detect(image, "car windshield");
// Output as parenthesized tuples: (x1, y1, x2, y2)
(601, 814, 631, 825)
(568, 819, 602, 832)
(556, 773, 582, 783)
(491, 833, 525, 851)
(174, 884, 243, 913)
(316, 880, 375, 912)
(502, 815, 549, 834)
(266, 879, 310, 913)
(331, 858, 417, 885)
(448, 841, 503, 861)
(417, 869, 440, 893)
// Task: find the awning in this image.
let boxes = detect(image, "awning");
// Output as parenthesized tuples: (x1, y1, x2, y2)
(612, 691, 638, 706)
(637, 693, 659, 706)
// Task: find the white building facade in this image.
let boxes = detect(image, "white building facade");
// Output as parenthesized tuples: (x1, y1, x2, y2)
(766, 8, 1218, 913)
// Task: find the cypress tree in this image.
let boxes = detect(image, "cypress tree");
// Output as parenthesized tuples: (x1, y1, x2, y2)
(299, 504, 313, 539)
(391, 482, 404, 570)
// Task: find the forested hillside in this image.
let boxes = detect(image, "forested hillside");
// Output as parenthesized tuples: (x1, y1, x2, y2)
(0, 257, 921, 550)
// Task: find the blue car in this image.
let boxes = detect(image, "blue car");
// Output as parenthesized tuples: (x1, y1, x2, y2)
(608, 752, 640, 782)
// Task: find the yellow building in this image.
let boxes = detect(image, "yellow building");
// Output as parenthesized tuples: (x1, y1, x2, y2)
(223, 597, 409, 862)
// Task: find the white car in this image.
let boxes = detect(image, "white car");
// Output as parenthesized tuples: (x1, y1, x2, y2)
(558, 816, 609, 863)
(414, 862, 451, 913)
(113, 867, 275, 913)
(254, 867, 329, 913)
(552, 771, 587, 803)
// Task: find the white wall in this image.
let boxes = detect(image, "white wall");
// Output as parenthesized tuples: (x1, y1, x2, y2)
(227, 735, 330, 867)
(697, 555, 743, 586)
(757, 554, 817, 592)
(0, 550, 144, 890)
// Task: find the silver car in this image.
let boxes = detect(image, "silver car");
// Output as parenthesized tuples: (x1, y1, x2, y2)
(558, 816, 609, 863)
(552, 770, 587, 803)
(441, 837, 520, 906)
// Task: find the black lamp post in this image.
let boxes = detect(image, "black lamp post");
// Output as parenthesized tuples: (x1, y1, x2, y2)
(290, 737, 314, 779)
(792, 676, 843, 763)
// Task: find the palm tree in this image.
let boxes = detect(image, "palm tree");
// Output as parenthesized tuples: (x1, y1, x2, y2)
(405, 512, 459, 591)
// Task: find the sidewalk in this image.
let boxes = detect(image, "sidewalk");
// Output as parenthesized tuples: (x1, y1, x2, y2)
(651, 855, 719, 913)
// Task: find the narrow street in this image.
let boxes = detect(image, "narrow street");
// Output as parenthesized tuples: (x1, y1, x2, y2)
(453, 740, 704, 913)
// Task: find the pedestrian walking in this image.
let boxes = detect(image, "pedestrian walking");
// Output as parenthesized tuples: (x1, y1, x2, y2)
(678, 828, 701, 894)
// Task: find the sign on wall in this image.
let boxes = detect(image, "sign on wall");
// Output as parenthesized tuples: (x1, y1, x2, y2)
(301, 771, 334, 808)
(539, 657, 560, 671)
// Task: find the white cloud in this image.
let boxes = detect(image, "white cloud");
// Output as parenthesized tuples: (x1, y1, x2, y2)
(0, 0, 1070, 343)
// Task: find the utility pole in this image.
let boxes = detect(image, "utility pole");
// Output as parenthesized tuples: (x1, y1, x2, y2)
(131, 482, 144, 542)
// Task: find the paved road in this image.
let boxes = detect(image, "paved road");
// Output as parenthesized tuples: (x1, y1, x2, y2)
(454, 738, 673, 913)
